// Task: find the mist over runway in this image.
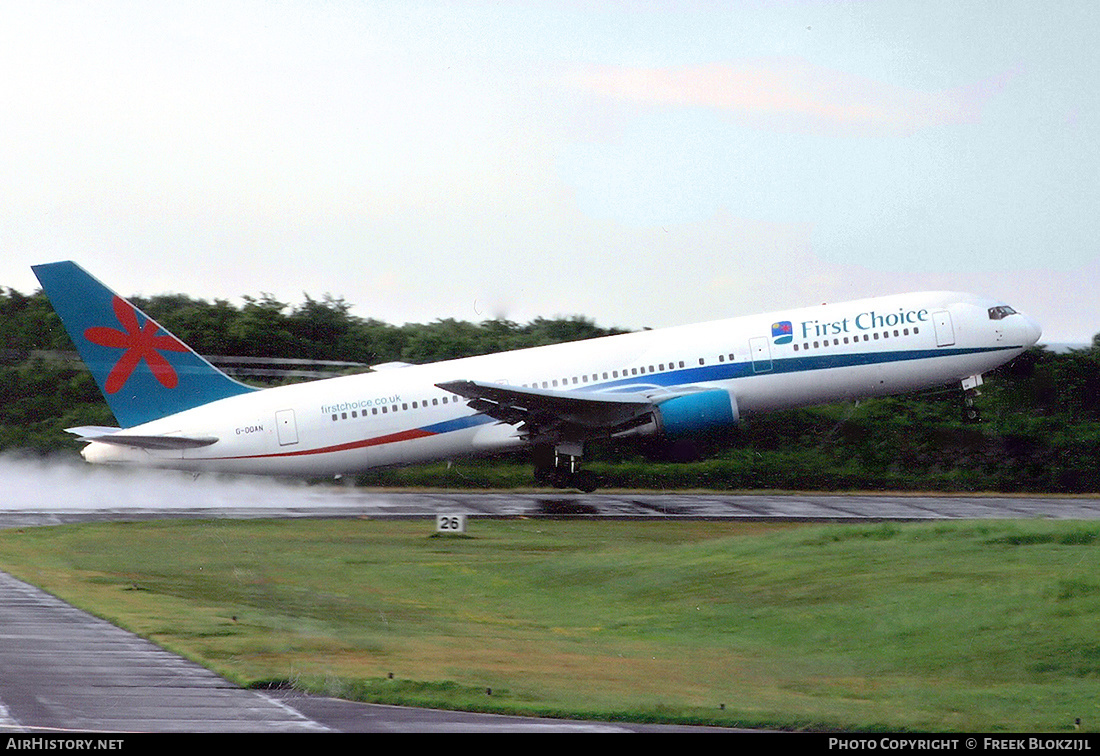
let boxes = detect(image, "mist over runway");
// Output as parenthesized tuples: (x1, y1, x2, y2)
(1, 455, 1097, 529)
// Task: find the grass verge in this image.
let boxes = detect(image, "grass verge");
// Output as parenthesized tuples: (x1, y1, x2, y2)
(0, 518, 1098, 731)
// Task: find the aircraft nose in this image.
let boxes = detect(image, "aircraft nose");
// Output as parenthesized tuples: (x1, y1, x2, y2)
(1018, 313, 1042, 346)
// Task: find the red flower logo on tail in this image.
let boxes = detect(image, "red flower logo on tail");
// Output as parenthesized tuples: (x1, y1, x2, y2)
(83, 297, 189, 394)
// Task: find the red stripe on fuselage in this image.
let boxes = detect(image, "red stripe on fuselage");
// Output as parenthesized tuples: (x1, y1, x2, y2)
(207, 427, 437, 461)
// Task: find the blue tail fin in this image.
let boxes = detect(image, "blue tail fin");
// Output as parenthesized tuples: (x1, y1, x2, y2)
(32, 261, 255, 428)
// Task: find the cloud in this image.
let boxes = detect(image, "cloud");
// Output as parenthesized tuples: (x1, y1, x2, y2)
(566, 58, 1017, 136)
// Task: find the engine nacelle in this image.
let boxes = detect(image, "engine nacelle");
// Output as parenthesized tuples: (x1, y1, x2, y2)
(653, 389, 740, 437)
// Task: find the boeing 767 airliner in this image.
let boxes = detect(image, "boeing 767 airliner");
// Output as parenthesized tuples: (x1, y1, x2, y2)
(33, 261, 1041, 491)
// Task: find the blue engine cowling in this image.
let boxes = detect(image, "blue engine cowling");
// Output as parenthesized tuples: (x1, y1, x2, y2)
(654, 389, 740, 436)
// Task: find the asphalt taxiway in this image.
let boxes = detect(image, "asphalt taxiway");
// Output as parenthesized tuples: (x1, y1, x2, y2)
(1, 476, 1097, 732)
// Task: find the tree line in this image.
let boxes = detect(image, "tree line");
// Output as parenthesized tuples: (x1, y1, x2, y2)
(1, 285, 1098, 493)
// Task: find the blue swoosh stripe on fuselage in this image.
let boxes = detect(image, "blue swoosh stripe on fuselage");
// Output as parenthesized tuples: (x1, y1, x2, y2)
(420, 414, 496, 435)
(416, 344, 1022, 437)
(767, 344, 1023, 376)
(588, 345, 1022, 393)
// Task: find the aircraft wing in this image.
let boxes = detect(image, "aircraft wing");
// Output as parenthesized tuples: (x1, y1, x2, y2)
(435, 379, 657, 443)
(66, 426, 219, 450)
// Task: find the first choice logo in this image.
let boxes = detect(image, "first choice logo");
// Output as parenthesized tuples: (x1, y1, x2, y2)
(800, 308, 929, 339)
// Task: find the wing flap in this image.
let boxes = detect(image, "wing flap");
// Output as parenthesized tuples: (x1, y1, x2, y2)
(435, 380, 655, 440)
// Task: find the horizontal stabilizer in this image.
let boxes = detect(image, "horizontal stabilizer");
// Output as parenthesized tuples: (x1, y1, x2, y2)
(65, 426, 121, 438)
(66, 426, 218, 450)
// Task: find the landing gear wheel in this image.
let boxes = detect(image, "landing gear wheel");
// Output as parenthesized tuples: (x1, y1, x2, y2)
(573, 469, 599, 494)
(549, 468, 573, 490)
(961, 391, 982, 424)
(534, 443, 600, 492)
(534, 464, 553, 485)
(547, 469, 599, 492)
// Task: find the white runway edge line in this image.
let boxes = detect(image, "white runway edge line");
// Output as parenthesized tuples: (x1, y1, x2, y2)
(254, 693, 333, 732)
(0, 699, 20, 731)
(0, 568, 331, 733)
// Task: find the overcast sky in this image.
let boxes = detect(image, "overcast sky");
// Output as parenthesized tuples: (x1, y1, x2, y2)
(1, 1, 1096, 343)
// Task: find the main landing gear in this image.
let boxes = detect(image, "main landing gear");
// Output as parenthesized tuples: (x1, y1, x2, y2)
(533, 442, 600, 493)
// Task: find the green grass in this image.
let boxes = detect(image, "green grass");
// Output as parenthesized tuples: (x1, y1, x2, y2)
(0, 517, 1099, 731)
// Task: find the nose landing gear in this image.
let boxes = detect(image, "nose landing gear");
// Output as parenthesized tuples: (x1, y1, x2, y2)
(960, 374, 984, 424)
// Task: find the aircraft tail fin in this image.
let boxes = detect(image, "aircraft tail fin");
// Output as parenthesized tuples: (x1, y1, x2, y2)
(32, 261, 255, 428)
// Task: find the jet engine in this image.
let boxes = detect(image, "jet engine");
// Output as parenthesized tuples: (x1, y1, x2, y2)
(653, 389, 740, 436)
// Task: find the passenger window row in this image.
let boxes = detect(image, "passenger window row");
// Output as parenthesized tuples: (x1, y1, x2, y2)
(334, 350, 747, 425)
(334, 330, 906, 426)
(792, 327, 920, 352)
(519, 360, 690, 390)
(331, 395, 456, 422)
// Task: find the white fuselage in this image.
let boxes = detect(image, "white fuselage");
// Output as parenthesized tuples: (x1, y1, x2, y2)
(81, 291, 1042, 475)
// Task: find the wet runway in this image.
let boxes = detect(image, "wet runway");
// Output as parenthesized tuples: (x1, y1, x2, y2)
(0, 463, 1097, 732)
(3, 488, 1099, 530)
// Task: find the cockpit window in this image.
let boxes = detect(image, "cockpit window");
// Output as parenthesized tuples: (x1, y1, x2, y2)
(988, 305, 1017, 320)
